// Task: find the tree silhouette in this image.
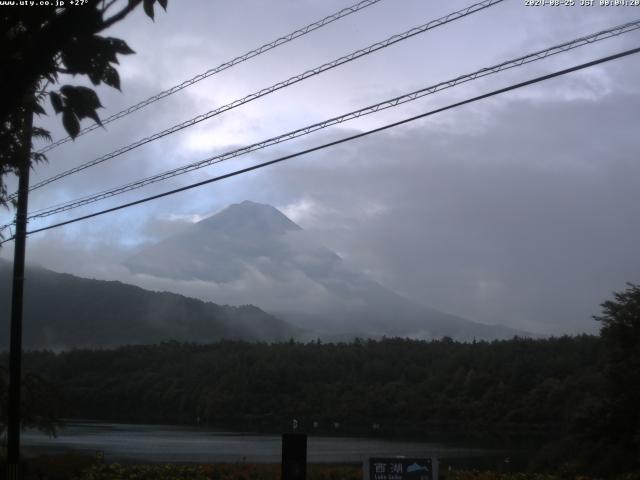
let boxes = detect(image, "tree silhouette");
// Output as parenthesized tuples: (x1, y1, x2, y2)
(0, 0, 169, 208)
(592, 283, 640, 470)
(0, 366, 63, 440)
(0, 1, 170, 466)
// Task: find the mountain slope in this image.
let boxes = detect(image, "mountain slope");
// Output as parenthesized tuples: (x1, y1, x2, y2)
(126, 201, 529, 340)
(0, 261, 300, 350)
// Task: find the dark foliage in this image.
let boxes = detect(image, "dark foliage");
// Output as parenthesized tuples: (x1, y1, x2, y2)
(1, 330, 637, 474)
(1, 285, 637, 474)
(2, 337, 605, 446)
(0, 0, 168, 208)
(0, 365, 63, 439)
(588, 283, 640, 472)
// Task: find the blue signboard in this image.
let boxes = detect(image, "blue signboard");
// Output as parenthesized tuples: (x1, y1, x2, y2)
(369, 457, 434, 480)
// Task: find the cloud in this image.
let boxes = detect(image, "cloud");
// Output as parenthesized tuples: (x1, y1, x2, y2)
(257, 92, 640, 334)
(2, 0, 639, 337)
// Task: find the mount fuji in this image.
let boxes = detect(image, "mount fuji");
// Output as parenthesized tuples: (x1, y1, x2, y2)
(126, 201, 527, 341)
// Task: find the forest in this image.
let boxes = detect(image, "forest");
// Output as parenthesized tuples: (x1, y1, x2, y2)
(5, 335, 602, 435)
(1, 284, 639, 475)
(0, 334, 632, 474)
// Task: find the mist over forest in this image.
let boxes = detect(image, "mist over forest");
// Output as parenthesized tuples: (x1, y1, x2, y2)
(2, 326, 638, 474)
(2, 0, 640, 478)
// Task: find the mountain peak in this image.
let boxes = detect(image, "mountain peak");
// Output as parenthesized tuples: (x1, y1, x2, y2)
(197, 200, 301, 235)
(125, 200, 527, 340)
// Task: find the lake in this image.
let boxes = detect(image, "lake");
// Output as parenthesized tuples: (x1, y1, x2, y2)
(22, 421, 517, 467)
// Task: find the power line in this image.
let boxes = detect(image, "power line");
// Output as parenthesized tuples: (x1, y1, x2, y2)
(36, 0, 385, 155)
(21, 18, 640, 221)
(1, 18, 637, 233)
(17, 0, 504, 199)
(2, 45, 636, 245)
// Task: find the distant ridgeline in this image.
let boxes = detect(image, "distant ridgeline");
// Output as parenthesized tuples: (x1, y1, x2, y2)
(0, 201, 534, 346)
(0, 260, 301, 349)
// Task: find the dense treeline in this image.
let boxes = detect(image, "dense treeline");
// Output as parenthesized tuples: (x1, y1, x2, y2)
(6, 336, 603, 435)
(0, 332, 638, 473)
(2, 282, 640, 475)
(2, 337, 607, 448)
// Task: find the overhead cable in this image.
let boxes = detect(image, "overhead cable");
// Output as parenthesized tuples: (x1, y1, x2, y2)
(1, 45, 636, 244)
(17, 0, 504, 199)
(22, 19, 640, 221)
(36, 0, 385, 154)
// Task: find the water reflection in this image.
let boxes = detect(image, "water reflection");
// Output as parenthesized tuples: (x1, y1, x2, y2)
(23, 421, 505, 465)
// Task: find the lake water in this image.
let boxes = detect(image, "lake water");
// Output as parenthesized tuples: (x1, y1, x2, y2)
(21, 421, 517, 467)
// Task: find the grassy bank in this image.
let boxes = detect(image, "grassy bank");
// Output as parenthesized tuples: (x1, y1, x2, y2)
(3, 454, 639, 480)
(73, 464, 640, 480)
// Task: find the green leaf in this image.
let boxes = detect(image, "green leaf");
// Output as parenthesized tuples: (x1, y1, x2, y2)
(101, 65, 121, 91)
(50, 92, 63, 113)
(87, 70, 101, 85)
(60, 39, 94, 73)
(60, 86, 103, 126)
(60, 85, 103, 111)
(44, 72, 58, 83)
(157, 0, 168, 10)
(83, 110, 102, 126)
(33, 102, 46, 116)
(61, 36, 123, 84)
(31, 151, 48, 163)
(62, 109, 80, 138)
(143, 0, 154, 19)
(32, 127, 52, 142)
(107, 37, 135, 55)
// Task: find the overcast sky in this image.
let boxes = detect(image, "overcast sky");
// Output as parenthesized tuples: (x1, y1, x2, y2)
(2, 0, 640, 335)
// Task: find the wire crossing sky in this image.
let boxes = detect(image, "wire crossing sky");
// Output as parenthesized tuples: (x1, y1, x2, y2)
(19, 18, 640, 224)
(3, 0, 639, 336)
(15, 0, 505, 200)
(35, 0, 385, 155)
(3, 45, 637, 245)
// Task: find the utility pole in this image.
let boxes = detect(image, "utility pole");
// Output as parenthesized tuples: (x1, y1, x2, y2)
(6, 102, 33, 480)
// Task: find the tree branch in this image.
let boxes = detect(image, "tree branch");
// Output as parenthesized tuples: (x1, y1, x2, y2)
(101, 0, 120, 14)
(102, 0, 142, 29)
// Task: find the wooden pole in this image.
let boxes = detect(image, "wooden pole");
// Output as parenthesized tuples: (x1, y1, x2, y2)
(6, 103, 33, 480)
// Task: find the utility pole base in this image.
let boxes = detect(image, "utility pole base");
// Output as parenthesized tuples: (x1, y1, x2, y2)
(6, 463, 21, 480)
